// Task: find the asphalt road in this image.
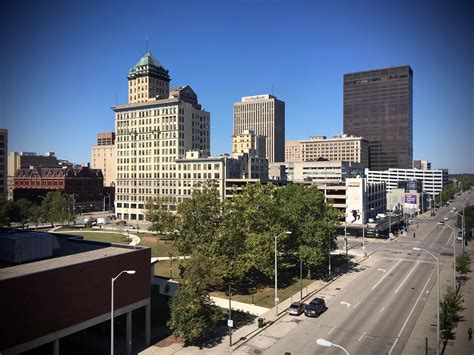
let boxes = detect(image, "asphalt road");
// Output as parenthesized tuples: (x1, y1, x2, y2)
(236, 191, 473, 355)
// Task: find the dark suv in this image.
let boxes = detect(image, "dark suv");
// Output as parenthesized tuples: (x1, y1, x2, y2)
(304, 297, 327, 317)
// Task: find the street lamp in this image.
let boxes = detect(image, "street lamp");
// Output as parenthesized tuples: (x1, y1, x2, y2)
(274, 231, 291, 316)
(451, 209, 465, 252)
(445, 224, 457, 288)
(413, 247, 439, 353)
(111, 270, 136, 355)
(316, 338, 350, 355)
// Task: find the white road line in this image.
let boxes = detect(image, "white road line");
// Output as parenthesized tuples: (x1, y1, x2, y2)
(377, 268, 386, 272)
(328, 327, 335, 335)
(388, 269, 434, 355)
(383, 257, 438, 265)
(379, 306, 385, 313)
(445, 232, 453, 246)
(394, 261, 420, 294)
(358, 332, 366, 341)
(371, 259, 402, 290)
(353, 302, 360, 309)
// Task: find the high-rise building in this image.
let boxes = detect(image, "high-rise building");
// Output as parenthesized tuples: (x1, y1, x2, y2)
(91, 132, 116, 187)
(413, 160, 431, 170)
(114, 52, 210, 221)
(128, 51, 170, 104)
(285, 134, 369, 167)
(232, 130, 266, 158)
(233, 94, 285, 163)
(343, 65, 413, 170)
(0, 129, 7, 199)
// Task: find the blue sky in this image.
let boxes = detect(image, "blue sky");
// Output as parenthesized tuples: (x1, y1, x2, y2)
(1, 0, 472, 173)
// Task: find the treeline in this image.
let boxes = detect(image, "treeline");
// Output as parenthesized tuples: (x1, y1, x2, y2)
(0, 191, 75, 228)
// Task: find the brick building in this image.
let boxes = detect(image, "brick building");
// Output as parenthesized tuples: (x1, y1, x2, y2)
(13, 166, 104, 211)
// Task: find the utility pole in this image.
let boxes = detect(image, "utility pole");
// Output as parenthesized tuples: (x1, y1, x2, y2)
(344, 223, 348, 256)
(228, 285, 232, 346)
(300, 257, 303, 300)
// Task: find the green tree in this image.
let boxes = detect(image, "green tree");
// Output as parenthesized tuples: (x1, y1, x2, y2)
(456, 252, 471, 277)
(440, 287, 464, 336)
(41, 191, 74, 226)
(29, 204, 43, 228)
(168, 253, 223, 345)
(14, 199, 33, 228)
(145, 197, 177, 238)
(0, 198, 10, 227)
(174, 181, 223, 256)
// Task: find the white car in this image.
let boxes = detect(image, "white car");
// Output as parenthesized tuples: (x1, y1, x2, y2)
(443, 217, 449, 221)
(124, 224, 135, 230)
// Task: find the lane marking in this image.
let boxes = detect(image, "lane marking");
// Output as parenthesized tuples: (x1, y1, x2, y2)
(445, 232, 453, 246)
(371, 259, 402, 290)
(394, 261, 420, 294)
(353, 302, 360, 309)
(358, 332, 366, 341)
(383, 257, 438, 265)
(377, 268, 386, 272)
(328, 327, 335, 335)
(380, 306, 385, 313)
(340, 301, 351, 307)
(388, 269, 434, 355)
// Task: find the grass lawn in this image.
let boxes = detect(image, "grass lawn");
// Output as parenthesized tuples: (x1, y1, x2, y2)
(154, 259, 183, 280)
(57, 229, 130, 244)
(211, 278, 313, 309)
(139, 236, 179, 257)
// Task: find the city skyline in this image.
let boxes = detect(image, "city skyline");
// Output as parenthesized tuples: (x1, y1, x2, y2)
(1, 0, 473, 173)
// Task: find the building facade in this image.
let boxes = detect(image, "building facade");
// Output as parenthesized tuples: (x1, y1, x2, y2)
(285, 134, 369, 167)
(273, 160, 365, 185)
(13, 166, 104, 210)
(366, 168, 448, 196)
(7, 151, 61, 200)
(92, 132, 116, 187)
(114, 52, 210, 221)
(413, 160, 431, 170)
(232, 129, 266, 158)
(0, 129, 7, 199)
(343, 65, 413, 170)
(317, 177, 386, 225)
(233, 94, 285, 163)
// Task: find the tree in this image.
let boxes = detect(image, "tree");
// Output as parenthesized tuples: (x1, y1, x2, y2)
(14, 199, 33, 228)
(0, 198, 10, 227)
(145, 197, 177, 238)
(168, 253, 223, 345)
(29, 204, 43, 228)
(456, 252, 471, 277)
(440, 287, 464, 337)
(41, 191, 74, 226)
(174, 181, 223, 256)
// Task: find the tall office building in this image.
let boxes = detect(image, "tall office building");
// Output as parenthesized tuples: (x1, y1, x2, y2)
(0, 129, 7, 199)
(114, 51, 210, 221)
(233, 94, 285, 163)
(91, 132, 116, 187)
(343, 65, 413, 170)
(413, 160, 431, 170)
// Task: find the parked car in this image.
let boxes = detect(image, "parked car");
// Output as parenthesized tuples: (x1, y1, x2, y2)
(289, 302, 306, 316)
(457, 231, 463, 242)
(437, 221, 445, 226)
(443, 217, 449, 221)
(124, 224, 135, 230)
(304, 297, 327, 317)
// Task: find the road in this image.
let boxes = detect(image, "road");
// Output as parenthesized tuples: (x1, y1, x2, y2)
(235, 191, 473, 355)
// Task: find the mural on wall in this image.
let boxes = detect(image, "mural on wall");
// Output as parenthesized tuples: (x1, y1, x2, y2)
(351, 209, 361, 223)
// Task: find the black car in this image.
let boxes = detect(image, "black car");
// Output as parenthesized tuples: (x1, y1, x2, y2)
(304, 297, 327, 317)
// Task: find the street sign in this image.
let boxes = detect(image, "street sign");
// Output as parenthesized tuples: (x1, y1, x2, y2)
(274, 297, 280, 302)
(227, 319, 234, 328)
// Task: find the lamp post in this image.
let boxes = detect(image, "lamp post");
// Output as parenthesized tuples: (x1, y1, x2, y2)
(316, 338, 350, 355)
(328, 233, 332, 279)
(274, 231, 291, 316)
(413, 247, 439, 353)
(111, 270, 136, 355)
(445, 224, 457, 289)
(103, 193, 111, 212)
(451, 209, 465, 253)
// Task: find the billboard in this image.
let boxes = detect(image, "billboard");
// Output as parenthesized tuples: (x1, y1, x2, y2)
(405, 195, 417, 204)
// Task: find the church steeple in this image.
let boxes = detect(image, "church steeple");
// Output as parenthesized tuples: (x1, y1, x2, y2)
(127, 51, 171, 104)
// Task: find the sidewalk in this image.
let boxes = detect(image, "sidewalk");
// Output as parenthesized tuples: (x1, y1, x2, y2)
(403, 243, 474, 354)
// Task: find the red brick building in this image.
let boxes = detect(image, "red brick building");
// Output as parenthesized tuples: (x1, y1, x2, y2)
(13, 166, 104, 211)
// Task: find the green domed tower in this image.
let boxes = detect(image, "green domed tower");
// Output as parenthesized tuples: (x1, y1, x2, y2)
(127, 51, 170, 103)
